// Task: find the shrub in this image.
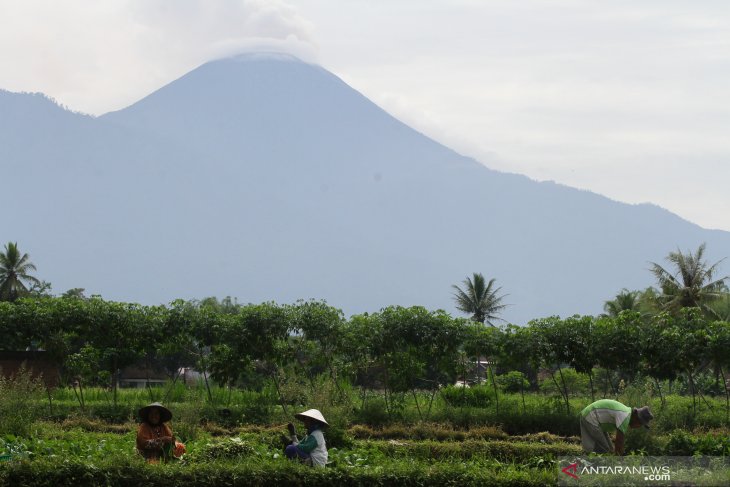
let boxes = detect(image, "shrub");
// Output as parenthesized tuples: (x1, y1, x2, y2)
(665, 430, 730, 456)
(59, 416, 133, 434)
(88, 404, 134, 424)
(511, 432, 578, 444)
(0, 367, 45, 437)
(185, 437, 254, 462)
(646, 395, 728, 432)
(538, 369, 590, 397)
(431, 401, 579, 436)
(299, 376, 354, 448)
(196, 404, 256, 427)
(0, 456, 558, 487)
(440, 385, 495, 408)
(492, 408, 579, 436)
(347, 423, 507, 442)
(665, 429, 699, 456)
(174, 390, 204, 442)
(314, 406, 352, 448)
(369, 438, 582, 462)
(624, 428, 665, 455)
(693, 432, 730, 455)
(352, 398, 390, 425)
(240, 399, 275, 425)
(496, 371, 530, 393)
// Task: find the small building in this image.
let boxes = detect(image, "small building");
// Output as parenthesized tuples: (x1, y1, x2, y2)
(117, 365, 168, 388)
(117, 364, 205, 388)
(457, 357, 492, 386)
(0, 350, 60, 388)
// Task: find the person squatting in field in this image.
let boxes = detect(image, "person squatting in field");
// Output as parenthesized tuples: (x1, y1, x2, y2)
(283, 408, 329, 467)
(580, 399, 653, 455)
(136, 402, 186, 463)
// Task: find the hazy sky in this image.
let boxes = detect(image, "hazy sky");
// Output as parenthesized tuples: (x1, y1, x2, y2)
(2, 0, 729, 231)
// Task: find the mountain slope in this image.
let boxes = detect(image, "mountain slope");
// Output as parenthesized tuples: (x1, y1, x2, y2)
(3, 55, 729, 323)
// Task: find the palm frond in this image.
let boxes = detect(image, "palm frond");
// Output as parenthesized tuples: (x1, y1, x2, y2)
(0, 242, 40, 301)
(650, 243, 727, 317)
(452, 272, 508, 325)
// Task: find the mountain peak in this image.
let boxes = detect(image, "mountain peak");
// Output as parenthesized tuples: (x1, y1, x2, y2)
(99, 50, 458, 170)
(4, 55, 729, 324)
(226, 51, 308, 64)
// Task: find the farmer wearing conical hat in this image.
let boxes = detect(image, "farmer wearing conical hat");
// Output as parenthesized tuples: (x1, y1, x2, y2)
(284, 408, 329, 467)
(136, 402, 186, 463)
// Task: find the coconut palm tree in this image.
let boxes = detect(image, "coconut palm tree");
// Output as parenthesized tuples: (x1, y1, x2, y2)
(603, 288, 659, 319)
(649, 243, 728, 318)
(452, 272, 507, 326)
(603, 289, 641, 317)
(0, 242, 40, 302)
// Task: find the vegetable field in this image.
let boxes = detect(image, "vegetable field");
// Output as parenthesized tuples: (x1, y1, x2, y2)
(1, 298, 729, 484)
(0, 384, 729, 486)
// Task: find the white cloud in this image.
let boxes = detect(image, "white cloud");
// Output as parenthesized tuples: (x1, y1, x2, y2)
(0, 0, 316, 114)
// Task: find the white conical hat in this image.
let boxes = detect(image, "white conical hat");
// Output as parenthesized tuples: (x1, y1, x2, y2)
(294, 408, 329, 427)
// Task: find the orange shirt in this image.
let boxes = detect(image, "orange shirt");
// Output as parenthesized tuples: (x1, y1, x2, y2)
(136, 422, 173, 460)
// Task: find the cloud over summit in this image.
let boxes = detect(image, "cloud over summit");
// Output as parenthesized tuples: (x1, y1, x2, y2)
(0, 0, 316, 114)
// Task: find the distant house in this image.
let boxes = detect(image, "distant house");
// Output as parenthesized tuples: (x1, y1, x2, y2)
(457, 357, 492, 386)
(0, 350, 60, 388)
(117, 365, 168, 389)
(117, 364, 206, 388)
(473, 358, 492, 381)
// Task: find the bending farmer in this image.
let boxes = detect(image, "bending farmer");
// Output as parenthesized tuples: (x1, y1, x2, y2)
(284, 408, 329, 467)
(580, 399, 653, 455)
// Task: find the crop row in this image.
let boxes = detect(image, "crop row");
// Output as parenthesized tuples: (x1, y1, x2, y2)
(0, 456, 555, 487)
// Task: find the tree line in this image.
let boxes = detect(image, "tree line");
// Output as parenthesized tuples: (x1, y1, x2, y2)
(2, 240, 728, 324)
(0, 296, 728, 418)
(2, 240, 729, 418)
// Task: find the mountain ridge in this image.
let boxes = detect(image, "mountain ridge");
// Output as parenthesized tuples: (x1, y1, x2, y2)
(2, 55, 728, 323)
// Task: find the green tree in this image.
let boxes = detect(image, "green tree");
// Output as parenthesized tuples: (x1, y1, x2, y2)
(223, 302, 293, 413)
(603, 289, 641, 317)
(528, 317, 575, 413)
(452, 273, 507, 326)
(78, 298, 146, 406)
(463, 323, 503, 412)
(666, 309, 712, 415)
(341, 313, 384, 414)
(293, 300, 347, 400)
(707, 320, 730, 421)
(388, 307, 467, 420)
(348, 306, 467, 420)
(0, 242, 41, 302)
(593, 312, 644, 396)
(641, 312, 684, 406)
(563, 315, 598, 401)
(173, 299, 229, 403)
(650, 243, 728, 318)
(62, 288, 87, 299)
(198, 296, 241, 315)
(499, 324, 539, 412)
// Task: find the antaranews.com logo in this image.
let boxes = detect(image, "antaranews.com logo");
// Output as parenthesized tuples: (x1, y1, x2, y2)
(561, 461, 671, 482)
(558, 456, 729, 486)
